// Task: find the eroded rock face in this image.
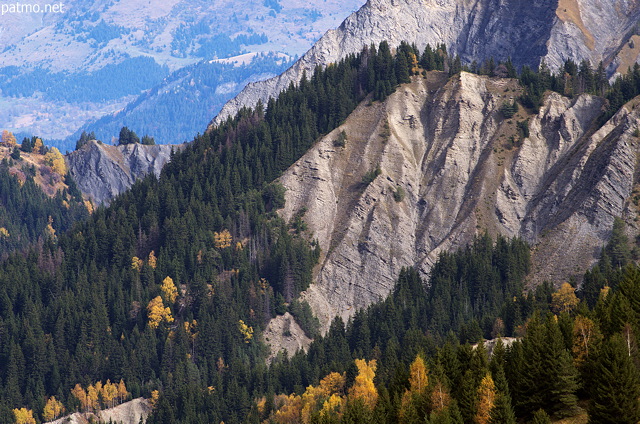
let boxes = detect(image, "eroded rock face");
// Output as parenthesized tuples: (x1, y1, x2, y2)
(66, 140, 182, 205)
(263, 312, 313, 362)
(211, 0, 640, 127)
(278, 72, 640, 333)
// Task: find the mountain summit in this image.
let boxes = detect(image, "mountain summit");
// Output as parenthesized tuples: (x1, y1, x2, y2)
(212, 0, 640, 126)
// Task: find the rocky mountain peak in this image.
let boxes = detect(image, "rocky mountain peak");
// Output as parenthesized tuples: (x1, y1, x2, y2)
(211, 0, 640, 127)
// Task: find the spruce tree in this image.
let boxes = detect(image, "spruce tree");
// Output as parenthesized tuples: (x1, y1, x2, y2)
(588, 334, 640, 424)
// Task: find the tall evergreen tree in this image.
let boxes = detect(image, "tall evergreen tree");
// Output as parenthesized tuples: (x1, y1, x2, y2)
(588, 333, 640, 424)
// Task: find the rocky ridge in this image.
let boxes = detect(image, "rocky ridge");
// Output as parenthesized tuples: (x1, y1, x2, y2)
(211, 0, 640, 127)
(46, 397, 151, 424)
(66, 140, 182, 205)
(278, 72, 640, 333)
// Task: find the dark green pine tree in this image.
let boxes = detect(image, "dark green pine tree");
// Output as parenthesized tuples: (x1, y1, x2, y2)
(531, 409, 552, 424)
(544, 316, 580, 418)
(395, 51, 411, 84)
(588, 333, 640, 424)
(489, 357, 516, 424)
(606, 217, 630, 269)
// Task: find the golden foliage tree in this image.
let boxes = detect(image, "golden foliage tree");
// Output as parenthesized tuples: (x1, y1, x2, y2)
(32, 138, 43, 154)
(408, 355, 428, 393)
(44, 146, 67, 175)
(147, 296, 174, 329)
(0, 227, 9, 238)
(348, 359, 378, 410)
(551, 282, 579, 314)
(71, 383, 88, 412)
(400, 355, 429, 423)
(12, 407, 35, 424)
(431, 381, 451, 412)
(117, 379, 129, 404)
(161, 276, 178, 303)
(102, 379, 119, 409)
(150, 390, 160, 408)
(87, 383, 99, 412)
(214, 229, 233, 249)
(274, 394, 303, 424)
(2, 130, 16, 147)
(131, 256, 143, 271)
(148, 250, 157, 269)
(320, 394, 344, 419)
(43, 396, 65, 421)
(45, 215, 56, 241)
(475, 373, 496, 424)
(238, 319, 253, 343)
(572, 315, 603, 367)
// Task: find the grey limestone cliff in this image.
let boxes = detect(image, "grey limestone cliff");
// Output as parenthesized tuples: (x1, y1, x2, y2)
(277, 72, 640, 332)
(211, 0, 640, 127)
(66, 140, 182, 205)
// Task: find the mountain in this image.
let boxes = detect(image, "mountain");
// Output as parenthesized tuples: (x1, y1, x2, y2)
(212, 0, 640, 126)
(66, 140, 181, 205)
(0, 0, 363, 145)
(67, 52, 293, 147)
(279, 70, 640, 331)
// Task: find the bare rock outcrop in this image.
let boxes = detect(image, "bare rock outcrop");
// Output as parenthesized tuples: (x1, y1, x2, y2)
(211, 0, 640, 127)
(46, 397, 151, 424)
(263, 312, 313, 362)
(279, 72, 640, 333)
(66, 140, 182, 205)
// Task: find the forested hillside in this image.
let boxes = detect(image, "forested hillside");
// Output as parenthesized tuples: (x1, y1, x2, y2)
(0, 140, 88, 254)
(1, 41, 640, 424)
(254, 230, 640, 424)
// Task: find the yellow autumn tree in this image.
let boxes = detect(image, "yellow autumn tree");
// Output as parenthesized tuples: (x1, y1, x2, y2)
(572, 315, 603, 367)
(214, 229, 232, 249)
(148, 250, 157, 269)
(2, 130, 16, 147)
(238, 319, 253, 342)
(147, 296, 173, 329)
(71, 383, 88, 412)
(117, 379, 130, 404)
(408, 355, 428, 393)
(45, 215, 56, 241)
(299, 372, 346, 423)
(348, 359, 378, 410)
(150, 390, 160, 408)
(161, 276, 178, 303)
(274, 394, 303, 424)
(551, 282, 580, 314)
(32, 138, 43, 154)
(12, 407, 35, 424)
(84, 200, 94, 214)
(400, 355, 429, 423)
(475, 374, 496, 424)
(43, 396, 65, 421)
(44, 146, 67, 175)
(102, 379, 119, 409)
(0, 227, 9, 238)
(320, 394, 344, 419)
(131, 256, 143, 271)
(87, 383, 99, 412)
(431, 381, 451, 412)
(408, 52, 420, 74)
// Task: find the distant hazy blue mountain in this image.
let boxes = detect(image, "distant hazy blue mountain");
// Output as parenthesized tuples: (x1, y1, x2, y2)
(67, 53, 294, 149)
(0, 0, 363, 147)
